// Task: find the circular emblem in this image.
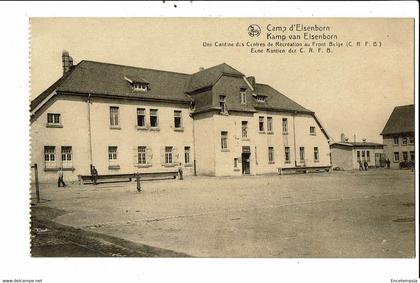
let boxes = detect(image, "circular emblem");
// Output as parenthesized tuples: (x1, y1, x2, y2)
(248, 24, 261, 37)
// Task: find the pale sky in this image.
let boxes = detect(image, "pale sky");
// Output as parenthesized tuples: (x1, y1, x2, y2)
(30, 18, 414, 143)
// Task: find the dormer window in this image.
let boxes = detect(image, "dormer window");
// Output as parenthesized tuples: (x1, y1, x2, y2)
(124, 76, 150, 92)
(132, 82, 148, 92)
(256, 95, 267, 103)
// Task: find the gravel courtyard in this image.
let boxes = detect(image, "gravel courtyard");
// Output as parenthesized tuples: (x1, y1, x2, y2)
(32, 169, 415, 257)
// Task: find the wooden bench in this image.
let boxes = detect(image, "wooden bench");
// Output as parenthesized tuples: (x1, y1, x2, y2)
(278, 165, 331, 175)
(78, 171, 178, 185)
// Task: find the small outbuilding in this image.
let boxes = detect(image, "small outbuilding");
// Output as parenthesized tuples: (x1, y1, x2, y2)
(330, 139, 384, 170)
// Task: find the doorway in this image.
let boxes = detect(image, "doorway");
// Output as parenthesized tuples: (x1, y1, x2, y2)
(242, 146, 251, 175)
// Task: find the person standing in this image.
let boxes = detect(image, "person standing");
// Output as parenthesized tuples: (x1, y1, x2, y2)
(178, 162, 184, 180)
(91, 165, 98, 185)
(57, 167, 66, 188)
(358, 160, 364, 171)
(363, 160, 369, 171)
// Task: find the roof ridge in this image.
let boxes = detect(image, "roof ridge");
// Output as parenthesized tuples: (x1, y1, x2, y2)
(80, 60, 191, 76)
(395, 104, 414, 109)
(191, 63, 226, 75)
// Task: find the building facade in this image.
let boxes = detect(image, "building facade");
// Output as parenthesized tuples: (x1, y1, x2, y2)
(380, 105, 415, 169)
(330, 139, 384, 170)
(30, 52, 331, 183)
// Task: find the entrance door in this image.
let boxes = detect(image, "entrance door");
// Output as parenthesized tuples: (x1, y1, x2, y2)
(242, 153, 250, 174)
(375, 153, 380, 167)
(242, 146, 251, 175)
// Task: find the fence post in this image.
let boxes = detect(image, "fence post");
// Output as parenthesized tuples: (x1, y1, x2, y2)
(33, 163, 40, 203)
(136, 173, 141, 192)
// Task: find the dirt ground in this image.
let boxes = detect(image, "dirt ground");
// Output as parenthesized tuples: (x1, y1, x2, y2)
(31, 169, 415, 257)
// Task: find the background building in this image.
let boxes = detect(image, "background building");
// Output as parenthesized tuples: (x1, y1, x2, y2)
(30, 52, 331, 183)
(380, 105, 415, 169)
(330, 134, 384, 170)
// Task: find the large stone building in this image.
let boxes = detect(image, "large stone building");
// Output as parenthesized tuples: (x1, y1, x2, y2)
(30, 52, 331, 183)
(380, 104, 415, 168)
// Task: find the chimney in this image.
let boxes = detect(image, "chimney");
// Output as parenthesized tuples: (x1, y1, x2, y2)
(62, 50, 73, 74)
(340, 133, 346, 142)
(247, 76, 256, 89)
(199, 67, 205, 71)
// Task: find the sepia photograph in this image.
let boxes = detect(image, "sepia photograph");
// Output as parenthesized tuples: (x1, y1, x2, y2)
(29, 17, 415, 258)
(0, 2, 418, 283)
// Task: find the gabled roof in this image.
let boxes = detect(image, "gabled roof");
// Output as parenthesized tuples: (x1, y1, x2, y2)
(381, 104, 414, 135)
(57, 60, 192, 102)
(31, 59, 320, 122)
(187, 63, 243, 93)
(253, 84, 312, 114)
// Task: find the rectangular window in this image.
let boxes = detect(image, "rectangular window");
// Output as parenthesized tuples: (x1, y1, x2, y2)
(240, 88, 246, 104)
(267, 117, 273, 132)
(299, 147, 305, 162)
(234, 158, 238, 168)
(366, 150, 370, 162)
(282, 118, 288, 134)
(221, 131, 228, 150)
(285, 147, 290, 163)
(184, 146, 191, 164)
(310, 126, 316, 135)
(108, 146, 118, 167)
(409, 135, 414, 144)
(165, 146, 173, 164)
(150, 109, 158, 128)
(219, 95, 227, 113)
(394, 152, 400, 162)
(410, 151, 415, 161)
(137, 108, 145, 127)
(47, 113, 61, 125)
(174, 110, 182, 129)
(61, 146, 72, 169)
(393, 136, 399, 145)
(314, 147, 319, 162)
(241, 121, 248, 138)
(357, 150, 361, 162)
(268, 147, 274, 163)
(402, 136, 408, 145)
(44, 146, 56, 169)
(259, 116, 264, 132)
(362, 150, 366, 161)
(402, 151, 408, 161)
(138, 146, 147, 164)
(110, 107, 119, 127)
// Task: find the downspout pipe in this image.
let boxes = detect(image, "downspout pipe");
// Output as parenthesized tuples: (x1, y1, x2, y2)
(87, 93, 93, 170)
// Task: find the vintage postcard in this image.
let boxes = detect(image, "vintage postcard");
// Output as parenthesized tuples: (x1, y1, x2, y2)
(29, 17, 415, 259)
(0, 2, 415, 282)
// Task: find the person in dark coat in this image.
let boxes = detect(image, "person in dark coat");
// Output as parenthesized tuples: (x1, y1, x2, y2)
(91, 165, 98, 185)
(363, 160, 369, 171)
(386, 159, 391, 169)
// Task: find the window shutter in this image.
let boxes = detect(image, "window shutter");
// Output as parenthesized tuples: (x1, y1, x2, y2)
(146, 147, 153, 165)
(133, 146, 138, 167)
(173, 147, 179, 164)
(160, 146, 165, 165)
